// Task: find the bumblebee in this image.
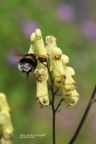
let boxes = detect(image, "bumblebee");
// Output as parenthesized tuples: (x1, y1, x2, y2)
(14, 48, 47, 80)
(18, 53, 37, 80)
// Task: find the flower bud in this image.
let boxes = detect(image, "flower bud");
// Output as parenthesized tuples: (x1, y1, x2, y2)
(67, 66, 75, 76)
(46, 35, 57, 47)
(61, 54, 69, 64)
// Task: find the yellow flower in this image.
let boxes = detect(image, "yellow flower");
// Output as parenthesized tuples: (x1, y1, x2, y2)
(46, 36, 66, 82)
(34, 61, 49, 107)
(45, 34, 79, 108)
(30, 30, 49, 107)
(46, 35, 76, 87)
(30, 29, 48, 62)
(54, 66, 76, 89)
(62, 89, 79, 108)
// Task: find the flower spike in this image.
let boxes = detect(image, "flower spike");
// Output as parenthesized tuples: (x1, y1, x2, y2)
(18, 29, 80, 108)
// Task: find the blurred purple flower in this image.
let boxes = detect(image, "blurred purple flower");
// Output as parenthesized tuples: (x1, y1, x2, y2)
(6, 49, 21, 66)
(55, 3, 75, 21)
(58, 108, 78, 129)
(21, 20, 39, 37)
(81, 19, 96, 39)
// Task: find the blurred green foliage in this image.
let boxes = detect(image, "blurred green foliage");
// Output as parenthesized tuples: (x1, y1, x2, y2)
(0, 0, 96, 144)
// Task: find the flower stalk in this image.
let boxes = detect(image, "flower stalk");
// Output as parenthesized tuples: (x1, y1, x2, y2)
(18, 29, 80, 144)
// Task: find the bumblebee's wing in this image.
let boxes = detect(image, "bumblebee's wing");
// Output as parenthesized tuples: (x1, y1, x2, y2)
(13, 48, 25, 57)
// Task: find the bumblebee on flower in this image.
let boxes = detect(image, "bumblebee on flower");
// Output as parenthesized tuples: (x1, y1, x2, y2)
(18, 29, 79, 108)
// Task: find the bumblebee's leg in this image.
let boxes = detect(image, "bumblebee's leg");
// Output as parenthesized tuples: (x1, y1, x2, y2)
(25, 72, 29, 81)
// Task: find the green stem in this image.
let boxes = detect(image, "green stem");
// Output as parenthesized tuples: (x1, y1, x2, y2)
(47, 63, 56, 144)
(51, 77, 56, 144)
(53, 110, 56, 144)
(47, 63, 64, 144)
(55, 98, 63, 112)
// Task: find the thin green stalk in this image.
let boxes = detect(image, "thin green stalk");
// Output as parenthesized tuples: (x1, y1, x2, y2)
(47, 63, 56, 144)
(52, 106, 56, 144)
(50, 72, 56, 144)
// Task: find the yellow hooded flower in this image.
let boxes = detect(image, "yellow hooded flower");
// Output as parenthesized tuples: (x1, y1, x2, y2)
(34, 61, 49, 107)
(30, 29, 48, 62)
(62, 89, 79, 108)
(45, 34, 79, 108)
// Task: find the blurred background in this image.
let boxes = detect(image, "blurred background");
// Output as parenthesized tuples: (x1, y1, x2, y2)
(0, 0, 96, 144)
